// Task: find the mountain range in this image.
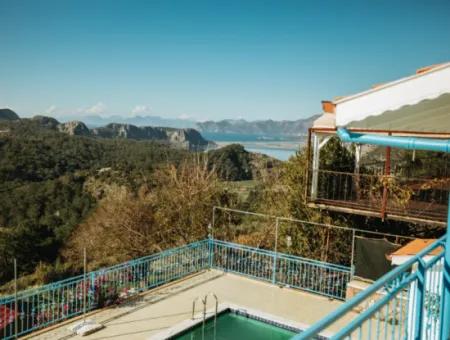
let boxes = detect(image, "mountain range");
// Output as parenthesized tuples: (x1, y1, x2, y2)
(57, 114, 197, 129)
(0, 110, 213, 151)
(196, 115, 319, 137)
(56, 113, 318, 137)
(1, 108, 319, 144)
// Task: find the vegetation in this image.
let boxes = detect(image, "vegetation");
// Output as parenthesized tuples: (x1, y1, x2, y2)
(207, 144, 253, 181)
(0, 119, 446, 294)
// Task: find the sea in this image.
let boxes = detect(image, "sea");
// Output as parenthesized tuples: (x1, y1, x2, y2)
(203, 133, 306, 161)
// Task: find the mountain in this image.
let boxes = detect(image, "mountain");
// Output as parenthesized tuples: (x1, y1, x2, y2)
(0, 109, 213, 151)
(92, 123, 212, 150)
(196, 115, 319, 137)
(0, 108, 20, 121)
(58, 114, 197, 129)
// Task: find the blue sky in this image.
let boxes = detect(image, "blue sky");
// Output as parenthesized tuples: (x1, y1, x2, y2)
(1, 0, 449, 121)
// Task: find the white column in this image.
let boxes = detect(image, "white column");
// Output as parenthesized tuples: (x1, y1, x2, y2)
(311, 133, 320, 200)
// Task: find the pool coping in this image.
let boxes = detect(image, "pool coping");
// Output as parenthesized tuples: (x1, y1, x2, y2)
(148, 303, 332, 340)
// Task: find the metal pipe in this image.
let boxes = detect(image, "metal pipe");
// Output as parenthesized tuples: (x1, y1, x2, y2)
(204, 293, 219, 333)
(337, 128, 450, 153)
(192, 296, 202, 319)
(440, 194, 450, 339)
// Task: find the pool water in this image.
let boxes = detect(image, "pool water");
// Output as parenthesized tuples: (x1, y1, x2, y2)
(173, 311, 296, 340)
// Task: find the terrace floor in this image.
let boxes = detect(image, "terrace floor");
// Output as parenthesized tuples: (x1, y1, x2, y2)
(25, 269, 356, 340)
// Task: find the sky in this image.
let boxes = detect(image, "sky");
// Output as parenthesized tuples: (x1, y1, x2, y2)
(0, 0, 449, 122)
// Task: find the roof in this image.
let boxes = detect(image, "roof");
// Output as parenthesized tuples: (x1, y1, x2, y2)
(346, 92, 450, 132)
(390, 239, 443, 257)
(334, 62, 450, 106)
(313, 62, 450, 134)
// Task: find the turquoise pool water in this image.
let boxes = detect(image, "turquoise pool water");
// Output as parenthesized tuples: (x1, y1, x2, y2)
(173, 311, 296, 340)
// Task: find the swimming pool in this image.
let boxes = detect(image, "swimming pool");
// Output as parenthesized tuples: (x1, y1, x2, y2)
(171, 309, 297, 340)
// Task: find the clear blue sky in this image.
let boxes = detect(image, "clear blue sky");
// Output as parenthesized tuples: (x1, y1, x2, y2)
(1, 0, 449, 121)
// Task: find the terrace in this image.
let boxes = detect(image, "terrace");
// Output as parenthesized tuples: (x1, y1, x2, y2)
(1, 237, 356, 339)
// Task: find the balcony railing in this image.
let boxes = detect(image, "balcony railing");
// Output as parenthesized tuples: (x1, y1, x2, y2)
(310, 169, 450, 224)
(0, 238, 350, 339)
(293, 236, 446, 340)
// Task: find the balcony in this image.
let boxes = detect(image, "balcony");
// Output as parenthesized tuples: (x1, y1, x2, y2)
(308, 169, 450, 225)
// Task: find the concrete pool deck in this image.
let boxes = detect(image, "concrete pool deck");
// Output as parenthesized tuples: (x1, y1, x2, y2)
(25, 269, 356, 339)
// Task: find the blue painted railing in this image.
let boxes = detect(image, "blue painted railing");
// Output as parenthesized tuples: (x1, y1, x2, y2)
(294, 236, 446, 340)
(0, 238, 350, 339)
(210, 239, 351, 300)
(0, 240, 210, 339)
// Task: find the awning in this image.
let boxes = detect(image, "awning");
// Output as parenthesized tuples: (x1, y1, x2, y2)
(346, 93, 450, 133)
(313, 62, 450, 134)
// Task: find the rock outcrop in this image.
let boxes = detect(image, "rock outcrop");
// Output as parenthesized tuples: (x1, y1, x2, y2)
(92, 123, 213, 151)
(58, 121, 90, 136)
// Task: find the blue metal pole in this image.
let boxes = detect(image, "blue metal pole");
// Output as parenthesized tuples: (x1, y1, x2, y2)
(440, 193, 450, 340)
(208, 237, 214, 269)
(414, 258, 426, 339)
(272, 218, 279, 284)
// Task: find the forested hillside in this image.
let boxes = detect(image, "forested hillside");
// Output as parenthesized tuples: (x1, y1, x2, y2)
(0, 120, 270, 288)
(1, 119, 443, 294)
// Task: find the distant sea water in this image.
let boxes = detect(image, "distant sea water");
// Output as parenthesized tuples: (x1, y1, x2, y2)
(202, 133, 305, 161)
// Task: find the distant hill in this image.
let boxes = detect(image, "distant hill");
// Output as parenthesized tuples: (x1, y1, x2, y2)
(0, 109, 213, 151)
(0, 108, 20, 121)
(196, 115, 319, 137)
(58, 114, 197, 129)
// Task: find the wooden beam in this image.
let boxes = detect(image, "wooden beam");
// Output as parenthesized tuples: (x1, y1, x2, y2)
(307, 202, 446, 227)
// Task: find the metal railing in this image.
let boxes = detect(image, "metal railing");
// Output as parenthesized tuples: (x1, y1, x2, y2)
(210, 239, 351, 300)
(294, 236, 446, 340)
(0, 238, 351, 339)
(311, 169, 449, 223)
(0, 240, 210, 339)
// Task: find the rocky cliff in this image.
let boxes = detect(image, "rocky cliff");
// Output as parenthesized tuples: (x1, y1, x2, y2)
(0, 109, 213, 151)
(58, 121, 90, 136)
(91, 123, 213, 151)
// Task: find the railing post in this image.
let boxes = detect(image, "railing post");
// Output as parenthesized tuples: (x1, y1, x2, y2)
(440, 193, 450, 340)
(208, 237, 214, 269)
(83, 248, 87, 324)
(90, 271, 95, 309)
(272, 218, 279, 284)
(14, 258, 18, 339)
(414, 258, 426, 339)
(350, 229, 356, 279)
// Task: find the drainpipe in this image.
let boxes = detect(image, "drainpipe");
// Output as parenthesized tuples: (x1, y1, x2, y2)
(336, 128, 450, 153)
(336, 128, 450, 339)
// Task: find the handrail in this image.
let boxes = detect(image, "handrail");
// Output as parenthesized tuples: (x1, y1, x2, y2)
(191, 296, 202, 320)
(204, 292, 219, 337)
(293, 236, 446, 339)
